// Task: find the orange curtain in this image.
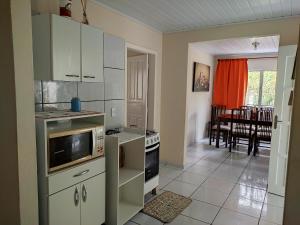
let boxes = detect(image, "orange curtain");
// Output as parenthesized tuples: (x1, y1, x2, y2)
(213, 58, 248, 109)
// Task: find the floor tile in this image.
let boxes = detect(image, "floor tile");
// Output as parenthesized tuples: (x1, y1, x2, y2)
(202, 177, 236, 194)
(261, 203, 284, 224)
(239, 170, 268, 190)
(159, 166, 183, 179)
(124, 221, 138, 225)
(192, 186, 229, 206)
(195, 159, 220, 170)
(130, 212, 163, 225)
(211, 169, 240, 183)
(223, 195, 263, 218)
(168, 215, 209, 225)
(230, 184, 266, 203)
(213, 208, 259, 225)
(186, 164, 215, 176)
(182, 200, 220, 224)
(176, 172, 207, 186)
(259, 219, 279, 225)
(264, 193, 284, 207)
(163, 180, 198, 197)
(158, 176, 173, 190)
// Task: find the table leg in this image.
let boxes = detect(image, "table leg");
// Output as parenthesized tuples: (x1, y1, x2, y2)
(216, 120, 220, 148)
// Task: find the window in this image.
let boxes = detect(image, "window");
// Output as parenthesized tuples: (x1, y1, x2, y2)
(246, 71, 277, 106)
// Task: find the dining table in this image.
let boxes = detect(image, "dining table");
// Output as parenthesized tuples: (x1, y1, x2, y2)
(216, 113, 273, 148)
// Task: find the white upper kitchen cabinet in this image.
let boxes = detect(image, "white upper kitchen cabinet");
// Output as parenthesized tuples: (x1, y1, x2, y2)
(32, 14, 104, 82)
(32, 14, 81, 82)
(104, 68, 125, 100)
(104, 33, 125, 69)
(81, 24, 104, 82)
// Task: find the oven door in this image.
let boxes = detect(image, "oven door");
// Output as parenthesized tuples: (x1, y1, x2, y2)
(145, 143, 159, 182)
(48, 130, 94, 172)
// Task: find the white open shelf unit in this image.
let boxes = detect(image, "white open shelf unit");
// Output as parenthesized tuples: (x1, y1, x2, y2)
(105, 128, 145, 225)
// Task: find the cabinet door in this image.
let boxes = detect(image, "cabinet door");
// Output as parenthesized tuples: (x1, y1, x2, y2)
(49, 185, 81, 225)
(104, 33, 125, 69)
(81, 173, 106, 225)
(81, 24, 104, 82)
(104, 68, 125, 100)
(51, 15, 81, 81)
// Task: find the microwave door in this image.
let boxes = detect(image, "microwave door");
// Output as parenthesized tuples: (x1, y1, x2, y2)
(49, 131, 93, 171)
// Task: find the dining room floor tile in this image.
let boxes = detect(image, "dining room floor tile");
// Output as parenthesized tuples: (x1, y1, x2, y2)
(181, 200, 220, 224)
(192, 186, 229, 206)
(163, 180, 198, 197)
(213, 208, 259, 225)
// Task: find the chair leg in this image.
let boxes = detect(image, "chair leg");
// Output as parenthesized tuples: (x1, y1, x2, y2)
(229, 134, 232, 152)
(225, 132, 228, 148)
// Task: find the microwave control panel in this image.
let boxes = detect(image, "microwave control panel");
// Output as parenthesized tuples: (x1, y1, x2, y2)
(95, 126, 105, 157)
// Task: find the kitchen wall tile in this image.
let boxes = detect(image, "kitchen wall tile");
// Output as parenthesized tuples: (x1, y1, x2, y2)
(105, 100, 125, 130)
(35, 104, 43, 112)
(104, 68, 125, 100)
(43, 103, 71, 111)
(42, 81, 77, 103)
(81, 101, 104, 113)
(34, 80, 42, 103)
(78, 82, 104, 101)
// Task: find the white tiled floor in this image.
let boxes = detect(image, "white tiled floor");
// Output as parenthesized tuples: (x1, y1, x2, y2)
(126, 142, 284, 225)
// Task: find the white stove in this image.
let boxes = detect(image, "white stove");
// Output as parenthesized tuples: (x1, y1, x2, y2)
(144, 130, 160, 195)
(145, 130, 160, 148)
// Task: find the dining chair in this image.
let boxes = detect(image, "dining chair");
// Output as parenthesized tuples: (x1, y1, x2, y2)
(253, 108, 273, 156)
(229, 108, 255, 155)
(209, 105, 230, 146)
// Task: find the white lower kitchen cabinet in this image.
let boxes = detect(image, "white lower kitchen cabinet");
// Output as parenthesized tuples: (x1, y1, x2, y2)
(49, 173, 105, 225)
(81, 173, 106, 225)
(49, 185, 81, 225)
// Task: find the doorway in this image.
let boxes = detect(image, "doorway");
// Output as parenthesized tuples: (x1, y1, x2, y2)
(126, 45, 156, 132)
(183, 35, 297, 224)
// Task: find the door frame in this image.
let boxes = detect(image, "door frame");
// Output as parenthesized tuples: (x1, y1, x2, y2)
(125, 42, 159, 130)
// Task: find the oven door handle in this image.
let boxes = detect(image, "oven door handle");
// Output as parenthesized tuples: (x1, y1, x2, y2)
(145, 143, 160, 153)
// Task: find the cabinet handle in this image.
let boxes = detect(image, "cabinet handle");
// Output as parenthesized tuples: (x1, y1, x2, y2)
(82, 184, 87, 202)
(74, 187, 79, 206)
(65, 74, 80, 78)
(83, 75, 96, 79)
(73, 169, 90, 177)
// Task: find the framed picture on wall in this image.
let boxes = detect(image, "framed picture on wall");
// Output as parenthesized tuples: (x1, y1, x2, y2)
(193, 62, 210, 92)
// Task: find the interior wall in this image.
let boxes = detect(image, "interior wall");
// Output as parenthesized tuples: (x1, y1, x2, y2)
(0, 0, 38, 224)
(161, 16, 300, 166)
(0, 1, 20, 224)
(185, 45, 215, 148)
(31, 0, 162, 131)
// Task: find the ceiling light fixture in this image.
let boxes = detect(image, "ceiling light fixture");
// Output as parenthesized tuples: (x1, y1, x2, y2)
(252, 41, 260, 50)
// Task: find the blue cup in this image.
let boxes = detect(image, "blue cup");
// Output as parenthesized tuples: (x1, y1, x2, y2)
(71, 97, 81, 112)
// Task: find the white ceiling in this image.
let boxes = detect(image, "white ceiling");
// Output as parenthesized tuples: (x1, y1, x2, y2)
(96, 0, 300, 32)
(191, 36, 280, 56)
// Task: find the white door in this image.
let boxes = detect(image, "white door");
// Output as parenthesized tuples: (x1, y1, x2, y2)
(81, 173, 106, 225)
(51, 15, 81, 82)
(49, 185, 81, 225)
(127, 55, 148, 130)
(268, 45, 297, 196)
(81, 24, 103, 82)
